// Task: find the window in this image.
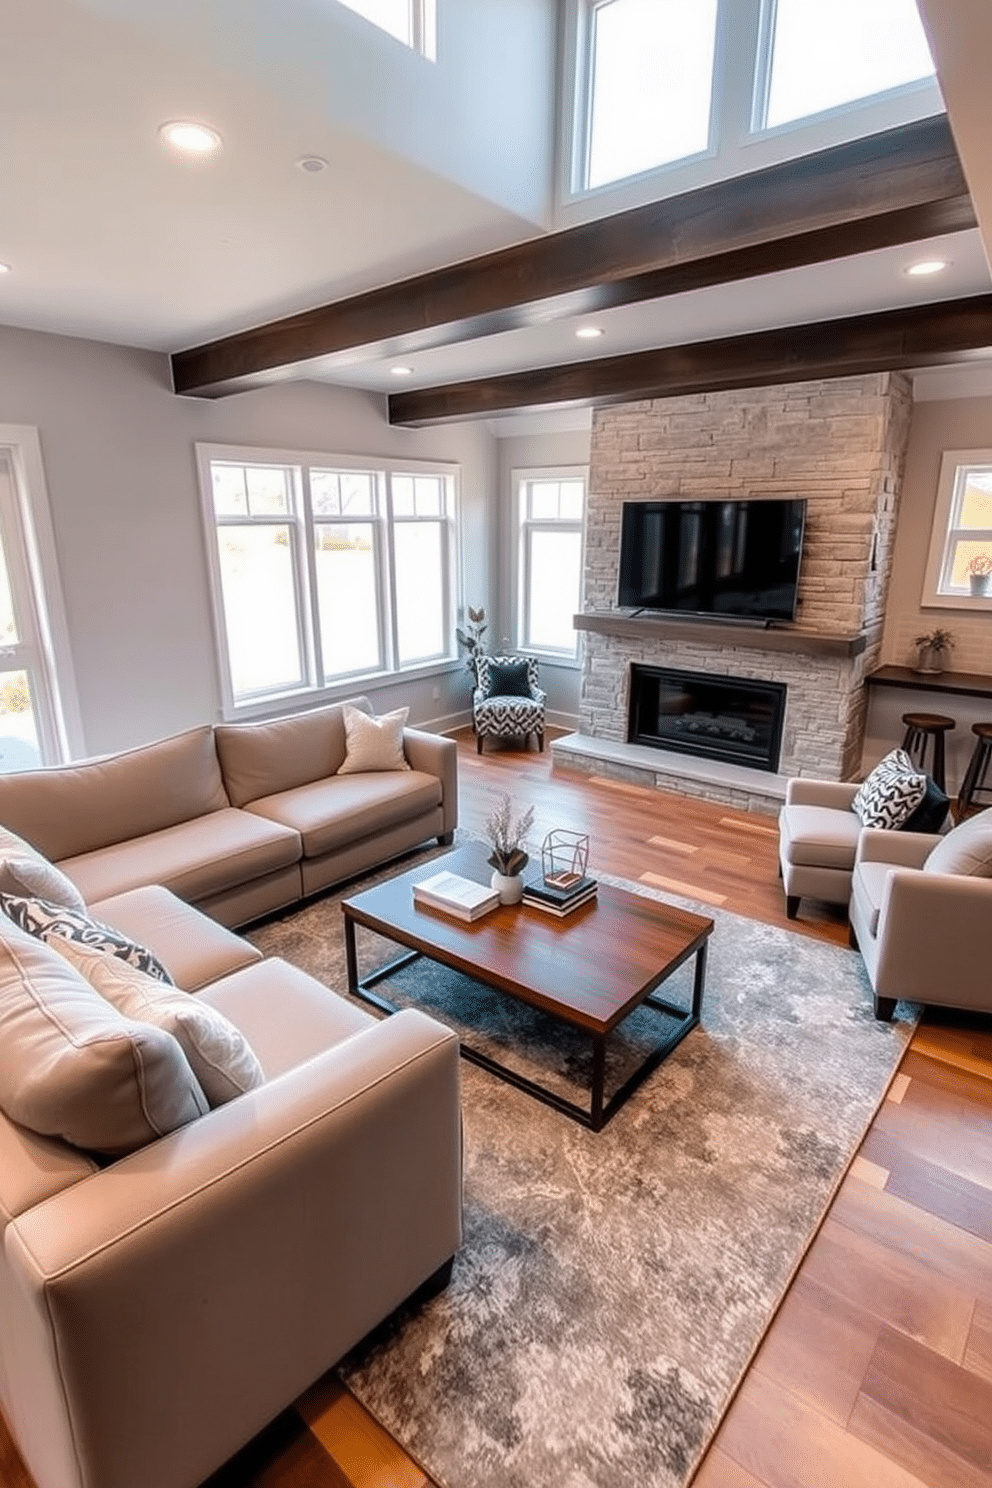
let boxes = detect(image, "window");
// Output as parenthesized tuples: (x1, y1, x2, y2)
(568, 0, 939, 198)
(198, 444, 458, 713)
(334, 0, 436, 59)
(758, 0, 936, 131)
(579, 0, 718, 191)
(922, 450, 992, 610)
(516, 470, 586, 658)
(0, 427, 80, 770)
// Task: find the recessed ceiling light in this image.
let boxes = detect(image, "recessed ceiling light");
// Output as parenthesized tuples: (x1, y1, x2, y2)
(575, 325, 605, 339)
(159, 121, 222, 155)
(905, 259, 949, 277)
(297, 155, 328, 173)
(0, 263, 10, 276)
(390, 365, 414, 377)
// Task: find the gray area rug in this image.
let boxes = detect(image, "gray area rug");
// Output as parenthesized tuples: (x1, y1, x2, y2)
(248, 852, 916, 1488)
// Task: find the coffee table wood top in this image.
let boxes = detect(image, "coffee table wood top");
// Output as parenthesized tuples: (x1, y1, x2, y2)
(341, 844, 714, 1036)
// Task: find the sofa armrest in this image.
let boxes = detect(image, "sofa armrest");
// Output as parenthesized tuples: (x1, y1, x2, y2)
(784, 778, 859, 810)
(855, 828, 942, 868)
(873, 870, 992, 1006)
(4, 1009, 461, 1488)
(403, 726, 458, 836)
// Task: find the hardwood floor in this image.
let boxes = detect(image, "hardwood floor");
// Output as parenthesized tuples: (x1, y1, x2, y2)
(2, 727, 990, 1488)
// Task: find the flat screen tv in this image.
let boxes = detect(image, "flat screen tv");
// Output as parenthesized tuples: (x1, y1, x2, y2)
(617, 497, 807, 623)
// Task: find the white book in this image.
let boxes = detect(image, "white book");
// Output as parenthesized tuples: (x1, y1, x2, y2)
(413, 870, 499, 920)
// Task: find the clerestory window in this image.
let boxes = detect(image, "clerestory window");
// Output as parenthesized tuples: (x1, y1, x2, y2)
(197, 443, 458, 715)
(333, 0, 436, 59)
(757, 0, 936, 131)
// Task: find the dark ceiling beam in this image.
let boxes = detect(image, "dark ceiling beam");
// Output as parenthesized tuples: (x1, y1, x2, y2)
(386, 295, 992, 426)
(171, 115, 972, 397)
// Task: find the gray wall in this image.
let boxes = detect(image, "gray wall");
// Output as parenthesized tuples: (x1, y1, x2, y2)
(0, 323, 498, 755)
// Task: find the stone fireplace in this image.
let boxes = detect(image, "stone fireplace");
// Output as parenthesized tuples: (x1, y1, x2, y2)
(553, 373, 912, 814)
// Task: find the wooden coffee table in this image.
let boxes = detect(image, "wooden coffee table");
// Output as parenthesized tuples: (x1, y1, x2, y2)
(341, 844, 713, 1131)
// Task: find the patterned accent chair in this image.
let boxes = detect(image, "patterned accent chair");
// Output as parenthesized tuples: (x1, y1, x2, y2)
(473, 655, 546, 755)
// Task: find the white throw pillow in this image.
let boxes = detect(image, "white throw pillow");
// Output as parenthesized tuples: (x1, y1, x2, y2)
(0, 825, 86, 911)
(337, 703, 411, 775)
(924, 809, 992, 878)
(851, 748, 927, 829)
(51, 936, 265, 1107)
(0, 917, 207, 1156)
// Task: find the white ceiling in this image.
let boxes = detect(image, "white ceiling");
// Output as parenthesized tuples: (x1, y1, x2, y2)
(1, 0, 990, 411)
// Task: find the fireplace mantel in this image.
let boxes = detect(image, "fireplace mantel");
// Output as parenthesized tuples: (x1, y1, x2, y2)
(574, 612, 867, 659)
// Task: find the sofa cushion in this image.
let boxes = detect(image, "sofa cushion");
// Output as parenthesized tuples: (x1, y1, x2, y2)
(924, 809, 992, 878)
(49, 936, 265, 1108)
(200, 957, 375, 1080)
(214, 696, 373, 808)
(1, 894, 173, 982)
(58, 808, 301, 906)
(245, 771, 442, 859)
(852, 749, 927, 829)
(0, 824, 87, 911)
(0, 727, 230, 862)
(779, 803, 862, 870)
(89, 885, 262, 993)
(337, 704, 411, 775)
(851, 861, 894, 938)
(0, 917, 207, 1156)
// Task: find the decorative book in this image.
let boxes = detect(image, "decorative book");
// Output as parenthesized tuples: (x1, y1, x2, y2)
(412, 870, 500, 922)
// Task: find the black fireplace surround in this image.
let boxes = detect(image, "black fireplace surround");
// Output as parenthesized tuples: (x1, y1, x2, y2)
(627, 664, 787, 772)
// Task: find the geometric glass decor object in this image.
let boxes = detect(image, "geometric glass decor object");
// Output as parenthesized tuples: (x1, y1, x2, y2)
(540, 830, 591, 889)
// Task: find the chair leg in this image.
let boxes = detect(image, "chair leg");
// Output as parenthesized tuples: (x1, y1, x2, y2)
(785, 895, 800, 919)
(538, 731, 545, 753)
(477, 733, 484, 755)
(873, 995, 896, 1022)
(848, 924, 859, 950)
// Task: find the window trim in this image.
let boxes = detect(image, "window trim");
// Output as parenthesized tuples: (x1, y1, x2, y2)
(921, 449, 992, 612)
(196, 442, 460, 718)
(513, 466, 587, 664)
(0, 425, 83, 762)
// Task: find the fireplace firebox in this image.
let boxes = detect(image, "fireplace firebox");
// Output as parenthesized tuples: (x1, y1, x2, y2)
(628, 665, 787, 772)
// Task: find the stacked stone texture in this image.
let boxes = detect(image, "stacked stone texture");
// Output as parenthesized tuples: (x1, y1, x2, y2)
(578, 373, 912, 799)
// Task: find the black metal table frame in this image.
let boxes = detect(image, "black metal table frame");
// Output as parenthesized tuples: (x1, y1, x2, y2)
(343, 912, 708, 1132)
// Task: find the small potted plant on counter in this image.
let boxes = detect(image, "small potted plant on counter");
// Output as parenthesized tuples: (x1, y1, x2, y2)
(966, 553, 992, 597)
(913, 627, 955, 674)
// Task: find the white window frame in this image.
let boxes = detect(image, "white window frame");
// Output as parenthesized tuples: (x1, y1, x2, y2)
(196, 443, 459, 718)
(922, 449, 992, 611)
(560, 0, 943, 209)
(514, 467, 587, 663)
(334, 0, 436, 60)
(0, 426, 82, 764)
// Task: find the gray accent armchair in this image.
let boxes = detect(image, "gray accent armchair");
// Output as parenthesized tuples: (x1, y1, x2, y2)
(778, 777, 862, 919)
(848, 822, 992, 1021)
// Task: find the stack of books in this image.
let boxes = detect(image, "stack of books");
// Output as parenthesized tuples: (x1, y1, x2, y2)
(412, 869, 500, 922)
(522, 873, 598, 918)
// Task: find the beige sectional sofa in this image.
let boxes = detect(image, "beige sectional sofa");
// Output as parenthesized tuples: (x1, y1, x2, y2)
(0, 696, 457, 927)
(0, 859, 462, 1488)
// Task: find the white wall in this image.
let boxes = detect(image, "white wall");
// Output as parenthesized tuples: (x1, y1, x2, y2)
(79, 0, 559, 228)
(0, 323, 497, 756)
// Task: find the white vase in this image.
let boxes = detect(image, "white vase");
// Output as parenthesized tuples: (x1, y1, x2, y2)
(490, 869, 524, 905)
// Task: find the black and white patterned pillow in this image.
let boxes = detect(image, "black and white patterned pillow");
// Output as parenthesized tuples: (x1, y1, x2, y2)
(852, 748, 927, 829)
(0, 895, 174, 983)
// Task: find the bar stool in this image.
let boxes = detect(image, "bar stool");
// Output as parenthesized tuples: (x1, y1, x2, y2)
(957, 722, 992, 816)
(900, 711, 955, 792)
